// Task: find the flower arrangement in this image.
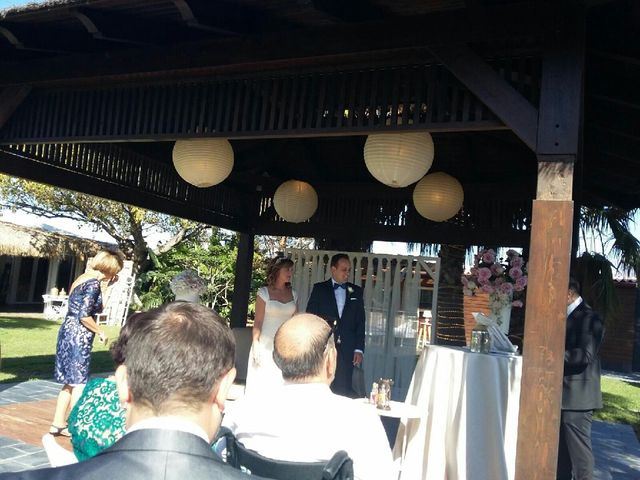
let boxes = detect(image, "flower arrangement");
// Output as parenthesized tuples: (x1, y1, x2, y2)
(170, 269, 207, 296)
(462, 249, 528, 324)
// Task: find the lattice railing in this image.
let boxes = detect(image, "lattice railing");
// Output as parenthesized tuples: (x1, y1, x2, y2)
(0, 59, 541, 143)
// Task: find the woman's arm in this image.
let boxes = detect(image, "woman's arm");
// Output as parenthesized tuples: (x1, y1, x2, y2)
(252, 296, 266, 343)
(80, 316, 107, 343)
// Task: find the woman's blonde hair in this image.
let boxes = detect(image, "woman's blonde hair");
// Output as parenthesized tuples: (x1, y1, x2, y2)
(90, 250, 124, 276)
(266, 256, 294, 287)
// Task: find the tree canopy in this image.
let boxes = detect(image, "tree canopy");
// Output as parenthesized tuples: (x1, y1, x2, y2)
(0, 175, 206, 272)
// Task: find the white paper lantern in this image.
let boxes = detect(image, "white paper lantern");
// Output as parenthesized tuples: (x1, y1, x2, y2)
(172, 138, 234, 188)
(273, 180, 318, 223)
(413, 172, 464, 222)
(364, 132, 434, 188)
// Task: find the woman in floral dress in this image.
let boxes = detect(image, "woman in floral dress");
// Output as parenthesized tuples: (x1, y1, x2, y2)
(49, 250, 123, 437)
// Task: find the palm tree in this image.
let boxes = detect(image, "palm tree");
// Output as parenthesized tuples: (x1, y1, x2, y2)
(574, 206, 640, 324)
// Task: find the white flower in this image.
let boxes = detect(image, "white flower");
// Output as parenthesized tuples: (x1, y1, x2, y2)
(347, 286, 354, 294)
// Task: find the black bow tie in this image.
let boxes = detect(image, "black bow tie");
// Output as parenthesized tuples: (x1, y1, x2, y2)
(333, 283, 346, 290)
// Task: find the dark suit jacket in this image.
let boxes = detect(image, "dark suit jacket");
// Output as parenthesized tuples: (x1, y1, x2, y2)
(562, 301, 604, 411)
(306, 279, 366, 354)
(0, 429, 263, 480)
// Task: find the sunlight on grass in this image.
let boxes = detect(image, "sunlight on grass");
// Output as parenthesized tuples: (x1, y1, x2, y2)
(0, 315, 121, 383)
(595, 377, 640, 438)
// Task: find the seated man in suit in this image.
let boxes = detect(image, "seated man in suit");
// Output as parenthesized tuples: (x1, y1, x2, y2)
(222, 313, 395, 480)
(557, 279, 604, 480)
(2, 302, 264, 480)
(306, 253, 365, 398)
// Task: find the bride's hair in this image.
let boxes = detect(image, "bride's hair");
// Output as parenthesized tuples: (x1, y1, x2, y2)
(266, 256, 294, 287)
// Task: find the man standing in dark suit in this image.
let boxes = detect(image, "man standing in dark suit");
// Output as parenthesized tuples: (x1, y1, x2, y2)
(306, 253, 365, 398)
(1, 302, 264, 480)
(557, 279, 604, 480)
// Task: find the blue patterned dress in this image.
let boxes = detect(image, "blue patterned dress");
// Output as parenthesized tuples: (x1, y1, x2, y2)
(54, 278, 103, 385)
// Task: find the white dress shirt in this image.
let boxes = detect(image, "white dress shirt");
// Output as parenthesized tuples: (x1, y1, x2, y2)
(127, 416, 210, 443)
(332, 279, 347, 318)
(567, 296, 583, 316)
(223, 383, 395, 480)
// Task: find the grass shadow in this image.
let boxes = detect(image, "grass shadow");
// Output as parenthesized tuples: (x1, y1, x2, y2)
(0, 351, 115, 384)
(0, 317, 59, 331)
(597, 388, 640, 438)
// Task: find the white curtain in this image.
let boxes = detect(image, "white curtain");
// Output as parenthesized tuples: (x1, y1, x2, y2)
(287, 249, 440, 400)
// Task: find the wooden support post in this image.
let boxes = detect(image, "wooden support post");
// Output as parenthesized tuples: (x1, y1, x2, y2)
(515, 11, 585, 480)
(230, 232, 254, 328)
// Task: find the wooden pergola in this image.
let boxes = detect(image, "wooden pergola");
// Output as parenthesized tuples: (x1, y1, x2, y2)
(1, 1, 638, 477)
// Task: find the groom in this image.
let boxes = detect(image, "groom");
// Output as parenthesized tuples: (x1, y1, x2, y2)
(306, 253, 365, 398)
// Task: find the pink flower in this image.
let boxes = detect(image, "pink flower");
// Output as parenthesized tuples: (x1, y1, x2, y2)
(498, 282, 514, 295)
(515, 276, 528, 289)
(477, 267, 492, 284)
(509, 267, 523, 279)
(481, 249, 496, 264)
(512, 300, 524, 308)
(506, 249, 519, 257)
(490, 263, 505, 276)
(510, 256, 524, 268)
(494, 277, 505, 286)
(481, 284, 495, 294)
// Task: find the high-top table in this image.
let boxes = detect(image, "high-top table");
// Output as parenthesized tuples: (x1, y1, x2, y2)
(393, 344, 522, 480)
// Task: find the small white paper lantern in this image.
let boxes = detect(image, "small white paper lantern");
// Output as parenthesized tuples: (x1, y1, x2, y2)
(172, 138, 234, 188)
(273, 180, 318, 223)
(413, 172, 464, 222)
(364, 132, 434, 188)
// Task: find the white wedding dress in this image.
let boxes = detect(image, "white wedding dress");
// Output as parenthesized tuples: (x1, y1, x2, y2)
(245, 286, 297, 397)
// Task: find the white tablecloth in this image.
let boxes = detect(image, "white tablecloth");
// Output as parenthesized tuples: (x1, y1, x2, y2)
(393, 345, 522, 480)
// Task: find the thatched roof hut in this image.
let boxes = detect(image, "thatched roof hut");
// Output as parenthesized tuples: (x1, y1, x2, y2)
(0, 220, 110, 260)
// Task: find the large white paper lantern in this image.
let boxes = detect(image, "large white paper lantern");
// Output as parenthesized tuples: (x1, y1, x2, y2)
(273, 180, 318, 223)
(172, 138, 234, 188)
(364, 132, 434, 188)
(413, 172, 464, 222)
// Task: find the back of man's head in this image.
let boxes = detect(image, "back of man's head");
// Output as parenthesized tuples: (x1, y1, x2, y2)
(125, 302, 235, 415)
(569, 278, 581, 297)
(273, 313, 334, 382)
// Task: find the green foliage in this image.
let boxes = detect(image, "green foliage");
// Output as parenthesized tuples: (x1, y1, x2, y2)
(572, 252, 620, 325)
(0, 174, 206, 272)
(136, 230, 267, 320)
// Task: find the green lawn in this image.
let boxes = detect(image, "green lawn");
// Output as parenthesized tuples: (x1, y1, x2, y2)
(0, 314, 121, 383)
(596, 376, 640, 438)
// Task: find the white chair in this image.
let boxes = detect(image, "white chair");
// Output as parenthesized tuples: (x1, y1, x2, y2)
(41, 433, 78, 467)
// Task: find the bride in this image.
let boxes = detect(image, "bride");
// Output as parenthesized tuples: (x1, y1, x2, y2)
(245, 256, 297, 396)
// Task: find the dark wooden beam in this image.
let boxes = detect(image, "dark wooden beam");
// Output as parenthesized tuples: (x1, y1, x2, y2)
(71, 8, 154, 47)
(515, 11, 585, 480)
(230, 232, 255, 328)
(0, 4, 551, 87)
(0, 85, 31, 130)
(253, 220, 529, 247)
(428, 44, 538, 151)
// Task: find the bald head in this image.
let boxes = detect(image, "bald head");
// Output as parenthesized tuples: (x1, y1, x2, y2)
(273, 313, 334, 382)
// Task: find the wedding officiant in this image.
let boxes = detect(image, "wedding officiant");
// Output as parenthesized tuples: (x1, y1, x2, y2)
(306, 253, 366, 398)
(557, 279, 604, 480)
